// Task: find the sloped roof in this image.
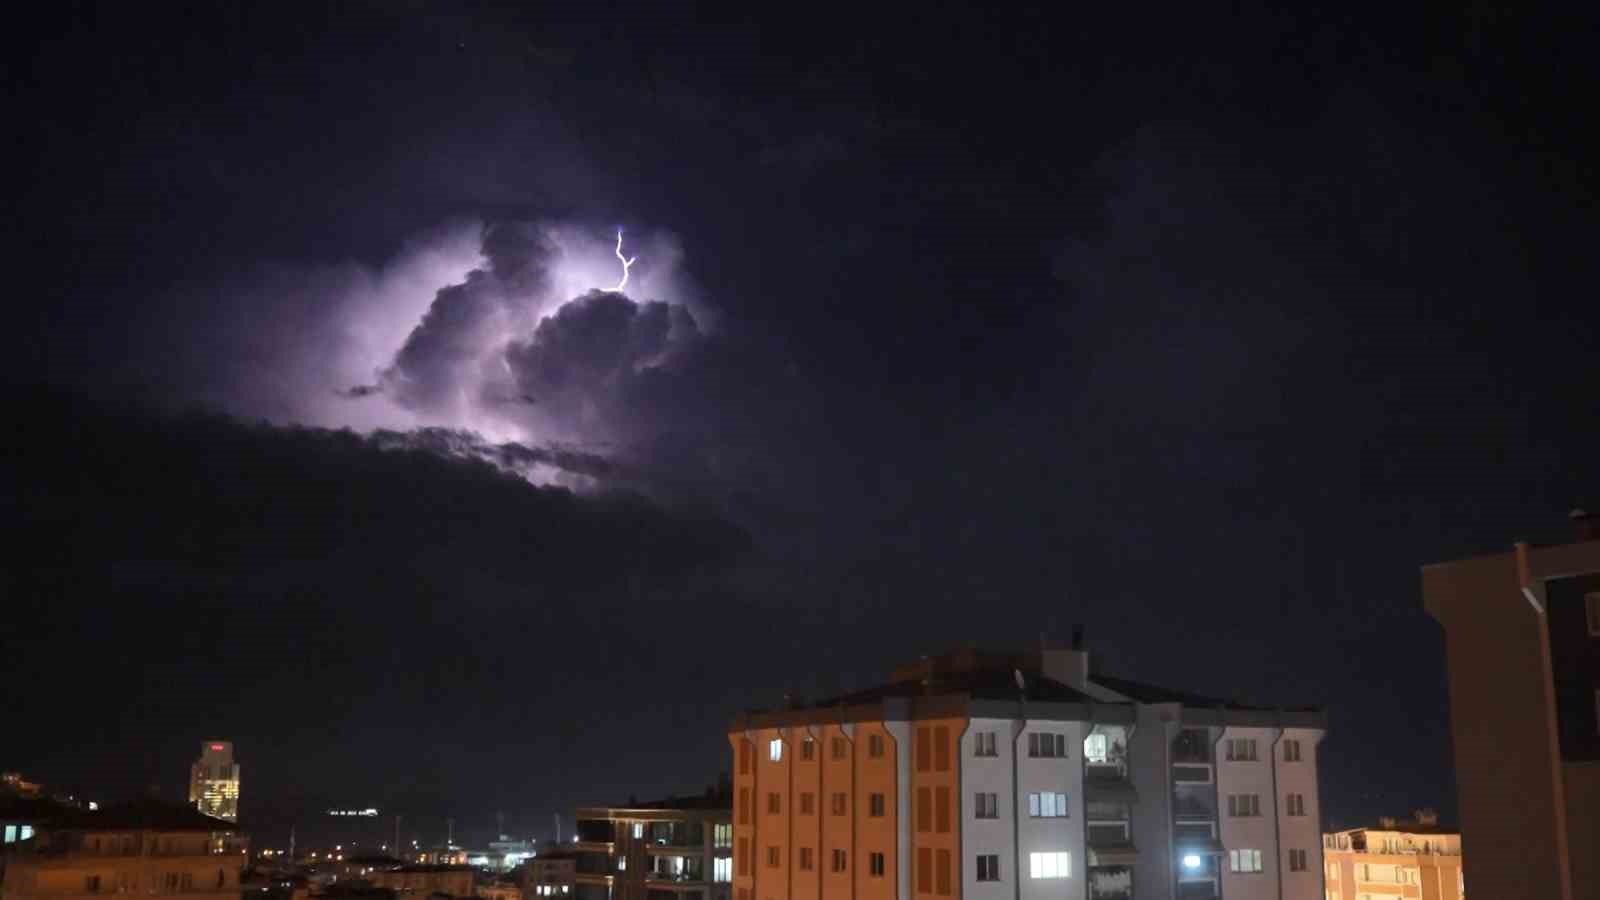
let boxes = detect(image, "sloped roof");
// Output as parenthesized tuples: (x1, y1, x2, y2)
(817, 668, 1095, 706)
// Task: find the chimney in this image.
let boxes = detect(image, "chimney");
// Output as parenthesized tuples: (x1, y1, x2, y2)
(1038, 627, 1089, 690)
(1572, 508, 1598, 542)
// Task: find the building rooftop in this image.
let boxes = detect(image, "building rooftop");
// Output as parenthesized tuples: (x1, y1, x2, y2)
(817, 667, 1095, 706)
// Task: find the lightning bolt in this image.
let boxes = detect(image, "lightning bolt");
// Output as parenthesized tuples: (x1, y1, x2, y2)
(612, 228, 637, 292)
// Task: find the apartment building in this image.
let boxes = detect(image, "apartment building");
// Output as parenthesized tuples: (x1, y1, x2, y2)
(525, 848, 578, 900)
(0, 800, 247, 900)
(365, 865, 475, 899)
(570, 793, 733, 900)
(1422, 513, 1600, 900)
(729, 644, 1326, 900)
(1321, 812, 1461, 900)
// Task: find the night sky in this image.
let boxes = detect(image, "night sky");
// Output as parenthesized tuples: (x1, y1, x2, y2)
(5, 1, 1598, 851)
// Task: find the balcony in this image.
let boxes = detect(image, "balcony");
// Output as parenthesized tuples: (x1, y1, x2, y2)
(1171, 731, 1212, 765)
(646, 872, 705, 885)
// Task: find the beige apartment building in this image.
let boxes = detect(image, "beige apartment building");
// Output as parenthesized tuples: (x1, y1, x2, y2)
(0, 800, 246, 900)
(570, 793, 733, 900)
(1321, 813, 1461, 900)
(1422, 513, 1599, 900)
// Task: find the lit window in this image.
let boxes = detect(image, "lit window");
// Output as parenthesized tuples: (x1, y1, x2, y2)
(975, 854, 1000, 882)
(1229, 849, 1262, 873)
(1027, 792, 1069, 818)
(1027, 852, 1070, 879)
(632, 823, 644, 839)
(769, 739, 783, 762)
(713, 858, 731, 883)
(617, 857, 626, 872)
(1084, 733, 1108, 763)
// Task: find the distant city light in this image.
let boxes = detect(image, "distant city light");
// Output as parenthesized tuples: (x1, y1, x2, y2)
(328, 808, 380, 817)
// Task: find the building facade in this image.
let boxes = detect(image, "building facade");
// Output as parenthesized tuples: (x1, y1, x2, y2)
(729, 646, 1326, 900)
(365, 865, 475, 899)
(525, 849, 578, 900)
(571, 797, 733, 900)
(189, 743, 241, 824)
(1422, 515, 1600, 900)
(1321, 813, 1462, 900)
(0, 801, 247, 900)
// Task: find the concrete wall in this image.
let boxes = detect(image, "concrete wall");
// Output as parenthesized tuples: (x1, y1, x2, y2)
(960, 717, 1017, 900)
(857, 721, 900, 900)
(1274, 728, 1324, 900)
(1014, 720, 1085, 900)
(1128, 706, 1177, 900)
(1216, 726, 1279, 900)
(1422, 546, 1585, 900)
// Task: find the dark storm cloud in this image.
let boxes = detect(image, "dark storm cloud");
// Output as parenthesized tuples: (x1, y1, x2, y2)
(380, 222, 559, 416)
(503, 290, 701, 427)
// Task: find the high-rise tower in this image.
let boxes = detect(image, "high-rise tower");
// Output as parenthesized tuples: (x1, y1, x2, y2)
(188, 741, 240, 822)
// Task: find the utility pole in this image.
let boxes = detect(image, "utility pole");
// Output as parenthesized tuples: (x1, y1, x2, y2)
(289, 826, 296, 861)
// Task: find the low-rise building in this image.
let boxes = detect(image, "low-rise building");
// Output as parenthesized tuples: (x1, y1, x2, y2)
(0, 800, 247, 900)
(1321, 812, 1461, 900)
(523, 849, 577, 900)
(365, 864, 474, 899)
(571, 792, 732, 900)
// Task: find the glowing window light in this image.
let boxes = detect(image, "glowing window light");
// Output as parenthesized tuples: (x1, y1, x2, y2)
(1182, 854, 1202, 870)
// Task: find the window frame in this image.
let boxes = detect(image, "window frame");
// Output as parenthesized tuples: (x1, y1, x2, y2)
(1027, 851, 1070, 880)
